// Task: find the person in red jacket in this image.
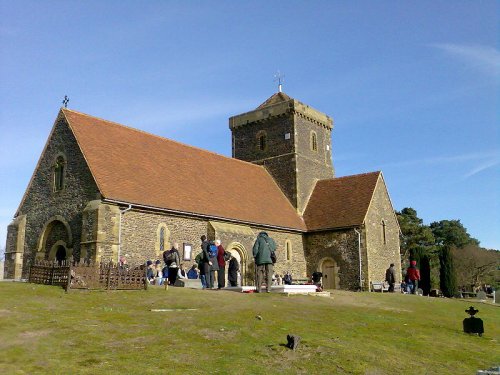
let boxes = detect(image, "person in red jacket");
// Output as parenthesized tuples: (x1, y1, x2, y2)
(215, 240, 227, 290)
(405, 260, 421, 294)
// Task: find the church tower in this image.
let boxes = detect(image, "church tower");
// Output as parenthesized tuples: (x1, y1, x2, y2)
(229, 92, 334, 213)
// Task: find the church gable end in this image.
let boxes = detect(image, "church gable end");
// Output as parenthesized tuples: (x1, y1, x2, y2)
(6, 110, 100, 277)
(363, 174, 402, 286)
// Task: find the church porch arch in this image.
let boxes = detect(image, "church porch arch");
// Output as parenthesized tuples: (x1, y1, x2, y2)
(225, 242, 250, 286)
(318, 257, 340, 290)
(37, 217, 73, 262)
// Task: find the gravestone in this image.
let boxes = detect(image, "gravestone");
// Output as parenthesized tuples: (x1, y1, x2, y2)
(463, 306, 484, 336)
(476, 291, 487, 301)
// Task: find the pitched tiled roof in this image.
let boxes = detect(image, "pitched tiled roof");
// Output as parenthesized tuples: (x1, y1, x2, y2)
(256, 92, 292, 109)
(62, 109, 306, 231)
(303, 172, 381, 231)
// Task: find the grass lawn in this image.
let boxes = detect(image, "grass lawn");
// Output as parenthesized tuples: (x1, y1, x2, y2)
(0, 282, 498, 375)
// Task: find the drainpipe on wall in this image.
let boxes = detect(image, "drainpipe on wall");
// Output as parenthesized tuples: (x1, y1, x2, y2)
(354, 228, 363, 291)
(118, 204, 132, 264)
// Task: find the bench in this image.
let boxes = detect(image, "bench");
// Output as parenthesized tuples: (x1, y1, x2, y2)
(370, 281, 389, 293)
(291, 278, 311, 285)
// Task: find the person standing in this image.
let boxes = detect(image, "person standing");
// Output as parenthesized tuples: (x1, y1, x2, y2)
(405, 260, 420, 294)
(228, 254, 239, 287)
(200, 235, 212, 289)
(252, 232, 276, 293)
(385, 263, 396, 292)
(215, 240, 227, 289)
(167, 243, 181, 286)
(208, 240, 219, 289)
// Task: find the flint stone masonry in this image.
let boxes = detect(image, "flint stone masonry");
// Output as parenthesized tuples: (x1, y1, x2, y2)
(305, 230, 362, 290)
(5, 115, 99, 278)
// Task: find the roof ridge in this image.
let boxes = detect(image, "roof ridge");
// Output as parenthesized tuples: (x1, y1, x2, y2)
(320, 171, 381, 182)
(62, 108, 266, 171)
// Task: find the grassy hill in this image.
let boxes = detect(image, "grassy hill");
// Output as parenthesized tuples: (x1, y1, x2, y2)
(0, 283, 498, 374)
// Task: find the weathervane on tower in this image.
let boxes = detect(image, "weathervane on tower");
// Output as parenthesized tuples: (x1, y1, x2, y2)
(62, 95, 69, 108)
(274, 71, 285, 93)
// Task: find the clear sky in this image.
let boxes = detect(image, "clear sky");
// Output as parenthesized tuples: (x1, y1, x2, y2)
(0, 1, 499, 254)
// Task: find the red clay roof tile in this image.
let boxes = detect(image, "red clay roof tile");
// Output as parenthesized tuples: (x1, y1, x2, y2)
(303, 172, 381, 231)
(62, 109, 306, 231)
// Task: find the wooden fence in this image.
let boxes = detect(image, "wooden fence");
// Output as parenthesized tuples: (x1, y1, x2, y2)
(28, 260, 147, 291)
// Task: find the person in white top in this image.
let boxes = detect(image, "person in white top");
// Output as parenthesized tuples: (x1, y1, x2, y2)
(177, 264, 188, 280)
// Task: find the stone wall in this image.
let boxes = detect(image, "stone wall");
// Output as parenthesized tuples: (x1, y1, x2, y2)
(4, 215, 26, 279)
(305, 229, 362, 290)
(231, 114, 298, 207)
(231, 109, 334, 212)
(295, 114, 334, 212)
(232, 114, 295, 162)
(364, 177, 402, 284)
(98, 207, 308, 285)
(6, 113, 100, 278)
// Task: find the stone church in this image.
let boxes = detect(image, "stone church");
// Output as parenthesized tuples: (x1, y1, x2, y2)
(4, 91, 401, 290)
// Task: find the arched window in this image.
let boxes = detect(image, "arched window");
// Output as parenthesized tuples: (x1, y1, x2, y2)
(381, 220, 387, 245)
(285, 240, 292, 261)
(156, 224, 170, 256)
(160, 227, 166, 252)
(53, 156, 66, 192)
(310, 131, 318, 152)
(256, 131, 267, 151)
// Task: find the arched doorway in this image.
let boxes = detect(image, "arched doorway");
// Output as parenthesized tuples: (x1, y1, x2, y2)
(225, 242, 248, 286)
(55, 245, 67, 264)
(38, 217, 73, 261)
(48, 240, 71, 264)
(320, 258, 340, 290)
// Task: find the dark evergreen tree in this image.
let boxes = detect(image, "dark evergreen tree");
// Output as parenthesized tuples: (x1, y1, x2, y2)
(439, 245, 457, 297)
(419, 254, 431, 296)
(430, 220, 479, 248)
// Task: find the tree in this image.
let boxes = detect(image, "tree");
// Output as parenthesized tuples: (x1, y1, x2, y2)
(397, 208, 436, 261)
(439, 245, 458, 297)
(397, 208, 437, 293)
(452, 245, 500, 290)
(430, 220, 479, 248)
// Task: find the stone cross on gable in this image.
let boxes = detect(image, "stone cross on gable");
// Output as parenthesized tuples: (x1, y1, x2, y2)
(62, 95, 69, 108)
(274, 71, 285, 93)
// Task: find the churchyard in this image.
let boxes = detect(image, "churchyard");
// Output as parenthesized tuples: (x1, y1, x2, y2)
(0, 282, 498, 374)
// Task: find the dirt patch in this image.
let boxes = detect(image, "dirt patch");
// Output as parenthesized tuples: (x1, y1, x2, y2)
(199, 327, 238, 341)
(0, 329, 53, 350)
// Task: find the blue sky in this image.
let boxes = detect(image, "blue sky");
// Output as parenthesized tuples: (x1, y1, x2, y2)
(0, 1, 499, 253)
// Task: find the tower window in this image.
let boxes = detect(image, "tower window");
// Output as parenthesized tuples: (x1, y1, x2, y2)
(256, 131, 267, 151)
(311, 132, 318, 152)
(53, 156, 66, 192)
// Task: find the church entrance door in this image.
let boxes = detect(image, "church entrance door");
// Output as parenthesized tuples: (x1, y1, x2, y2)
(226, 249, 241, 286)
(225, 243, 248, 286)
(55, 245, 67, 265)
(321, 259, 338, 289)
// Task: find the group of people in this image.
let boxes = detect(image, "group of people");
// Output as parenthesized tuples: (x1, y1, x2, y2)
(270, 271, 293, 286)
(196, 236, 240, 289)
(145, 243, 190, 286)
(384, 261, 421, 294)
